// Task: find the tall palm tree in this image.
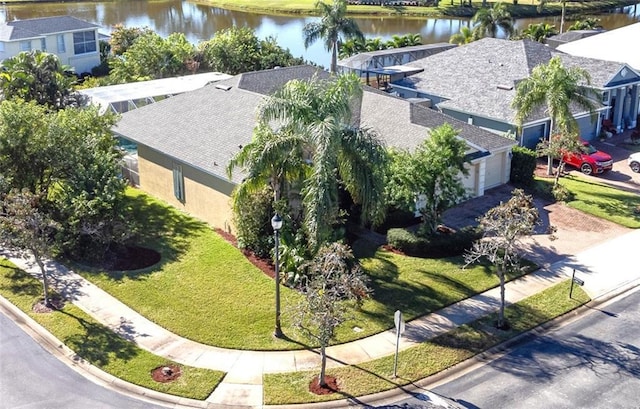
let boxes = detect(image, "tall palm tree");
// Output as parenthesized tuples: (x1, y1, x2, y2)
(252, 73, 387, 250)
(521, 23, 558, 42)
(303, 0, 364, 73)
(449, 26, 476, 45)
(471, 2, 515, 39)
(512, 56, 597, 175)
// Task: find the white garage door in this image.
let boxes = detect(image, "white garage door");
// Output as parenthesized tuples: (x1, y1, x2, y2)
(484, 153, 504, 189)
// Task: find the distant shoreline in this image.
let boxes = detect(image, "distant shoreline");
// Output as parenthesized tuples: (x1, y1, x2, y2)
(5, 0, 640, 20)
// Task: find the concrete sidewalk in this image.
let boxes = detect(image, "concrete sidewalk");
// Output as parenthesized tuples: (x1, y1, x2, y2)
(2, 228, 640, 408)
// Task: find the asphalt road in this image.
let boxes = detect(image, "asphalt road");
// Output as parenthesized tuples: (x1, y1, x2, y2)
(421, 288, 640, 409)
(0, 312, 167, 409)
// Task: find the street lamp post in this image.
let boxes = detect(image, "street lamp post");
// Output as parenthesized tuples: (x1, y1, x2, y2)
(271, 213, 284, 338)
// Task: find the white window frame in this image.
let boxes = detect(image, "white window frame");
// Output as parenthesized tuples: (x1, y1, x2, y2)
(40, 38, 46, 51)
(57, 34, 66, 53)
(173, 163, 185, 202)
(20, 40, 31, 52)
(72, 30, 97, 55)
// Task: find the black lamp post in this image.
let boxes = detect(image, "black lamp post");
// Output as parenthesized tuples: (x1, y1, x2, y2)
(271, 213, 284, 338)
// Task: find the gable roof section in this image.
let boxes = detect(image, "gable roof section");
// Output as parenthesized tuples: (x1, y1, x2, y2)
(113, 66, 330, 185)
(360, 87, 515, 154)
(394, 38, 620, 124)
(0, 16, 99, 41)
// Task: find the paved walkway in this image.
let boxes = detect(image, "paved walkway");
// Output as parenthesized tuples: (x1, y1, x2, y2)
(3, 225, 640, 408)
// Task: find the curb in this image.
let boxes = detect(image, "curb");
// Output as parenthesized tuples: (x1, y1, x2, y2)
(3, 277, 640, 409)
(265, 277, 640, 409)
(0, 295, 217, 409)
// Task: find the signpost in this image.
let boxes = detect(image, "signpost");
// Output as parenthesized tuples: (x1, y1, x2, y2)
(569, 269, 585, 299)
(393, 310, 405, 378)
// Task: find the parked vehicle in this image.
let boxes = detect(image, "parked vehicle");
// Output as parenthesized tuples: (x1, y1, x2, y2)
(628, 152, 640, 173)
(562, 141, 613, 175)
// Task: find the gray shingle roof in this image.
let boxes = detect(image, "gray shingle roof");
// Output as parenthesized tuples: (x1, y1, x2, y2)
(114, 66, 515, 186)
(395, 38, 621, 124)
(0, 16, 99, 41)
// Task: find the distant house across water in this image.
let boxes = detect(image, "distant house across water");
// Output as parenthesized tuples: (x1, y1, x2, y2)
(0, 15, 102, 74)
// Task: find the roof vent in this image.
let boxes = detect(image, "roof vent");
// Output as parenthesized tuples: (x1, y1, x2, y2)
(215, 84, 232, 91)
(496, 84, 513, 91)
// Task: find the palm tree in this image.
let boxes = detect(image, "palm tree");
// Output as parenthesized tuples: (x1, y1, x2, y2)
(512, 56, 597, 175)
(303, 0, 364, 73)
(568, 18, 603, 31)
(471, 2, 515, 39)
(449, 26, 476, 45)
(521, 23, 558, 42)
(386, 34, 409, 49)
(253, 73, 387, 250)
(403, 33, 423, 46)
(365, 37, 387, 51)
(338, 37, 366, 59)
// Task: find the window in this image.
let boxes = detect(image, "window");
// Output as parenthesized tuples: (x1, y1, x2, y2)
(0, 43, 4, 53)
(40, 38, 46, 51)
(20, 40, 31, 51)
(73, 30, 97, 55)
(57, 35, 66, 53)
(173, 163, 185, 202)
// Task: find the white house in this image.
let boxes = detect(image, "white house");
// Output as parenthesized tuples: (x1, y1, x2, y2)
(0, 16, 101, 74)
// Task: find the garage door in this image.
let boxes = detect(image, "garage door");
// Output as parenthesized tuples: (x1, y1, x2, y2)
(484, 154, 504, 189)
(576, 115, 597, 141)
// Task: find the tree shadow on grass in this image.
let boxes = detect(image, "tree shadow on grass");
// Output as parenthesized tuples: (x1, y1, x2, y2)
(1, 264, 41, 297)
(78, 191, 211, 281)
(60, 310, 139, 366)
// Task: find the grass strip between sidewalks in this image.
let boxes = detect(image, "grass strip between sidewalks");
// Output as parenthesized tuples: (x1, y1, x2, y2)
(264, 279, 590, 404)
(0, 259, 225, 400)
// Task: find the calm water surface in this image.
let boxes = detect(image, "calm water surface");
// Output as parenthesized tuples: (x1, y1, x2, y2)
(2, 1, 639, 68)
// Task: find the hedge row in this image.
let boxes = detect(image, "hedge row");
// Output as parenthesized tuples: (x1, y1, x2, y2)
(387, 226, 482, 258)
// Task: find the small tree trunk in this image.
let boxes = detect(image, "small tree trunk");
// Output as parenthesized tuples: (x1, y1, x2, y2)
(319, 344, 327, 386)
(330, 43, 338, 74)
(498, 267, 506, 329)
(34, 253, 50, 306)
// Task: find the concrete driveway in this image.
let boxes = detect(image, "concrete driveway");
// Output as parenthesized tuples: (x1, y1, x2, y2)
(587, 133, 640, 194)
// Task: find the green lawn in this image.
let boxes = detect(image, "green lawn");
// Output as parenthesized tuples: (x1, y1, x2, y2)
(264, 279, 590, 404)
(0, 259, 224, 399)
(70, 189, 530, 350)
(542, 175, 640, 228)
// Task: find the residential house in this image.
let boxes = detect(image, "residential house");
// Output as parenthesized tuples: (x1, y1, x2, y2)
(113, 65, 515, 232)
(390, 38, 640, 147)
(0, 16, 101, 74)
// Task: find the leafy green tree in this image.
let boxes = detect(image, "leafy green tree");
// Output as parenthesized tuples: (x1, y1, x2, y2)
(0, 189, 59, 307)
(465, 189, 539, 329)
(290, 242, 370, 387)
(365, 37, 388, 51)
(0, 100, 132, 261)
(109, 24, 154, 56)
(471, 3, 515, 39)
(385, 123, 469, 235)
(521, 23, 558, 42)
(338, 37, 366, 59)
(450, 26, 476, 45)
(259, 36, 305, 71)
(0, 50, 84, 109)
(303, 0, 364, 73)
(257, 74, 387, 250)
(512, 56, 596, 175)
(109, 32, 195, 82)
(198, 26, 261, 74)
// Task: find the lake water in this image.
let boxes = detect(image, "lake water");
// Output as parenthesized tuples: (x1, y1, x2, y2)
(3, 1, 639, 68)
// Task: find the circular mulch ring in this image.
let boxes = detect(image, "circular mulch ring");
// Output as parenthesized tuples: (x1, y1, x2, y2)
(151, 364, 182, 383)
(308, 375, 340, 395)
(32, 297, 65, 313)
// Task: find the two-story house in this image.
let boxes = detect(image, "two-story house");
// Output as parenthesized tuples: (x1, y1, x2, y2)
(0, 15, 101, 74)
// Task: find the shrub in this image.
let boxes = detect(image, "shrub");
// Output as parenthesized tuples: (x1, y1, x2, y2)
(552, 184, 573, 202)
(510, 146, 537, 186)
(387, 226, 481, 258)
(374, 207, 420, 234)
(232, 187, 274, 259)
